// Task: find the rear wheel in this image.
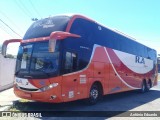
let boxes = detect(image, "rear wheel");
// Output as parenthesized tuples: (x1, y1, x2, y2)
(146, 80, 152, 91)
(140, 80, 147, 93)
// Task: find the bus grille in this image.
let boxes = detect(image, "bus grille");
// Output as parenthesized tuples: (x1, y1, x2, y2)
(19, 87, 38, 92)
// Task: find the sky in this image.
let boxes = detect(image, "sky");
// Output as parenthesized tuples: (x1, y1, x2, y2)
(0, 0, 160, 55)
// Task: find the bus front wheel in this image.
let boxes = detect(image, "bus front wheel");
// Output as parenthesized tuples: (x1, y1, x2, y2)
(87, 83, 102, 105)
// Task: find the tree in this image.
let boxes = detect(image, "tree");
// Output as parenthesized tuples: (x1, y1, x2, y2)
(5, 54, 15, 58)
(0, 45, 1, 53)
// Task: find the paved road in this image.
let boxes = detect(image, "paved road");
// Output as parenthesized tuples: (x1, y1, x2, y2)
(6, 81, 159, 120)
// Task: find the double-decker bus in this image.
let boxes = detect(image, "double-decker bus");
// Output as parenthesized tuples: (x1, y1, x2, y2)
(2, 14, 158, 104)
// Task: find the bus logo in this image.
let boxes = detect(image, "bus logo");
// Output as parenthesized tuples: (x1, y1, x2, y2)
(135, 56, 145, 64)
(16, 78, 22, 84)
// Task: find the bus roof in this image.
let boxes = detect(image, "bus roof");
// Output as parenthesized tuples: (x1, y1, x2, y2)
(68, 14, 156, 52)
(23, 14, 156, 53)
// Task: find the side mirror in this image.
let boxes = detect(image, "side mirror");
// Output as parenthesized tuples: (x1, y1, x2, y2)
(49, 38, 56, 52)
(49, 31, 81, 52)
(1, 39, 21, 57)
(50, 31, 81, 40)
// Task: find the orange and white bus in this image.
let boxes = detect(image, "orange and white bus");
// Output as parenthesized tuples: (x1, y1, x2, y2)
(2, 14, 158, 104)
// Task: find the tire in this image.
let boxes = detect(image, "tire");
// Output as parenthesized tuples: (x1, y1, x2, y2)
(87, 84, 101, 105)
(146, 80, 152, 92)
(140, 80, 147, 93)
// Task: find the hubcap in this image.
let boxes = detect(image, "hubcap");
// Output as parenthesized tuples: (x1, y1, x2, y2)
(91, 89, 98, 99)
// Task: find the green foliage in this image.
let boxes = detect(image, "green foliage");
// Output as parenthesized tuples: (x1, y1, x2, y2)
(0, 45, 1, 53)
(5, 54, 15, 58)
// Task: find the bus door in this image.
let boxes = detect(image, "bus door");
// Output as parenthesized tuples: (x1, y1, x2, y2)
(61, 51, 79, 102)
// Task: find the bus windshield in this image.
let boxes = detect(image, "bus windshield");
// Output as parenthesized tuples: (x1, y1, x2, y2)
(16, 41, 59, 78)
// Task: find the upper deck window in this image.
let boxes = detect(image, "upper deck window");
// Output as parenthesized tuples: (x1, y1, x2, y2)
(23, 16, 71, 40)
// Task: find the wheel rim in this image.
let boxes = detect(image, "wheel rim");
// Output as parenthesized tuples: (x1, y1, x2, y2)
(90, 88, 98, 100)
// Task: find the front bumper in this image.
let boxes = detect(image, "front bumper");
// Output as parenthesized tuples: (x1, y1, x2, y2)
(14, 85, 63, 103)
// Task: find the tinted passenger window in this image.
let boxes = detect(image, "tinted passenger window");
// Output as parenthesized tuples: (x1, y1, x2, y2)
(65, 52, 72, 70)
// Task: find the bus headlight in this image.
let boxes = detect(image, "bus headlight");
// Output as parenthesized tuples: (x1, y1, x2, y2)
(40, 83, 58, 92)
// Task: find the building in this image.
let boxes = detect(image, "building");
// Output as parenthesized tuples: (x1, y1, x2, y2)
(0, 54, 16, 91)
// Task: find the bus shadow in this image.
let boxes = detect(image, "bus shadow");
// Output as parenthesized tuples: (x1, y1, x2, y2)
(12, 89, 160, 117)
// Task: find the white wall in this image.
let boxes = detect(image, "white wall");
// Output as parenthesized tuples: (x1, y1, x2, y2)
(0, 54, 16, 91)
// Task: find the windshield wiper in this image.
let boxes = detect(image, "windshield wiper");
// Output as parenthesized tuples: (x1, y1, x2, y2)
(15, 70, 20, 75)
(39, 70, 50, 77)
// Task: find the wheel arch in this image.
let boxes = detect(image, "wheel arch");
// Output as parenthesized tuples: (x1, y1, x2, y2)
(89, 81, 104, 96)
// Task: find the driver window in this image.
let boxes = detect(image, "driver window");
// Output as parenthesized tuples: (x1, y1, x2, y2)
(64, 52, 77, 73)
